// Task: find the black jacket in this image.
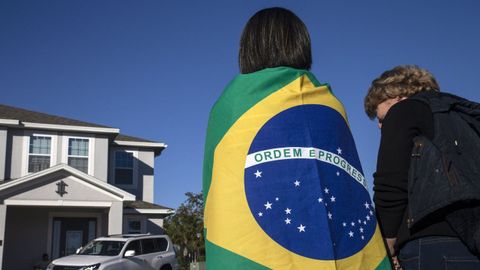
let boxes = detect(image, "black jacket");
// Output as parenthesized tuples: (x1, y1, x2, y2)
(373, 97, 456, 251)
(408, 91, 480, 255)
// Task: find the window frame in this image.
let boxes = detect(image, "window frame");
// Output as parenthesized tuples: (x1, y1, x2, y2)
(62, 135, 95, 175)
(124, 216, 146, 234)
(113, 150, 138, 189)
(23, 132, 57, 175)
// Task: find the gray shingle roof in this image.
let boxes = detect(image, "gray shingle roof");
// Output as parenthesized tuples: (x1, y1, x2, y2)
(0, 104, 161, 144)
(124, 200, 173, 210)
(115, 134, 156, 143)
(0, 103, 111, 128)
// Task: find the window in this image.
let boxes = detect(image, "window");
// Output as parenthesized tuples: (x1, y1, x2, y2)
(141, 239, 156, 254)
(28, 135, 52, 173)
(68, 138, 89, 173)
(127, 219, 142, 234)
(115, 151, 134, 185)
(79, 240, 125, 256)
(154, 238, 168, 252)
(124, 240, 141, 256)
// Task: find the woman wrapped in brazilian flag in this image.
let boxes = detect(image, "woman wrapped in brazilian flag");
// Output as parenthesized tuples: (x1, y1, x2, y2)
(203, 7, 391, 270)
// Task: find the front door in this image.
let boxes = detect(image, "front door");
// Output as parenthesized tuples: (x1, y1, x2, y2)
(52, 217, 97, 259)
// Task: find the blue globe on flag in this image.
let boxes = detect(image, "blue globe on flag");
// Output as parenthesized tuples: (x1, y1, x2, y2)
(244, 105, 376, 260)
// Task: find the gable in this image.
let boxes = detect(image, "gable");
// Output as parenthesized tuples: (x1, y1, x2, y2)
(7, 175, 119, 202)
(0, 164, 135, 205)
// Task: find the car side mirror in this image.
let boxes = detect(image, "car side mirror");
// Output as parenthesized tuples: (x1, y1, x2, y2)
(76, 247, 82, 254)
(124, 250, 136, 257)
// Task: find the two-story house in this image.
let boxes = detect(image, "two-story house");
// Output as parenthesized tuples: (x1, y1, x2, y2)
(0, 104, 173, 270)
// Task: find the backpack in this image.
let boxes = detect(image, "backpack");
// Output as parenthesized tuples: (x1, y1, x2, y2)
(408, 91, 480, 255)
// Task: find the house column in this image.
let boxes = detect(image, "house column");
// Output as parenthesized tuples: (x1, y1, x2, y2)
(0, 128, 7, 181)
(0, 204, 7, 270)
(108, 201, 123, 235)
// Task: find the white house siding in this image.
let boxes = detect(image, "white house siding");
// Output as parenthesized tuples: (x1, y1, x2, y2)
(146, 216, 165, 234)
(4, 207, 50, 270)
(8, 175, 119, 202)
(0, 128, 7, 182)
(108, 147, 155, 202)
(2, 206, 107, 270)
(93, 135, 109, 182)
(0, 205, 6, 270)
(7, 130, 24, 180)
(138, 150, 154, 203)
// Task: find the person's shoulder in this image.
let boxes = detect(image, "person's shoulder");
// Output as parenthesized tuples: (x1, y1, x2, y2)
(393, 98, 430, 112)
(388, 98, 430, 118)
(383, 98, 431, 128)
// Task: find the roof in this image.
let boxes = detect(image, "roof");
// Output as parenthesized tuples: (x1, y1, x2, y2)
(115, 134, 155, 143)
(0, 104, 110, 128)
(0, 104, 166, 147)
(124, 200, 174, 215)
(125, 200, 173, 210)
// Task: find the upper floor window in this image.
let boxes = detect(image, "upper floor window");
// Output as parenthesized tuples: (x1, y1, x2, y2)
(115, 151, 134, 185)
(28, 135, 52, 173)
(68, 138, 89, 173)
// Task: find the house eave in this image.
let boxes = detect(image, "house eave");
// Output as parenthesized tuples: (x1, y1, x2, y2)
(124, 208, 175, 215)
(21, 122, 120, 134)
(0, 118, 20, 126)
(114, 140, 167, 148)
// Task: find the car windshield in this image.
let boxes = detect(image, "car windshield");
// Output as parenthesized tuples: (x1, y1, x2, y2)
(78, 240, 126, 256)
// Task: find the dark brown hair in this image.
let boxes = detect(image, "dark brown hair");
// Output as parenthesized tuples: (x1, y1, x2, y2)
(239, 7, 312, 74)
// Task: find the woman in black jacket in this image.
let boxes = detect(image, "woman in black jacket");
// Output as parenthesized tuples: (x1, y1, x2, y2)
(364, 65, 480, 270)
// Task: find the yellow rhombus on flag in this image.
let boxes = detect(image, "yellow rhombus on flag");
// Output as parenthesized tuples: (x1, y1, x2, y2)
(203, 67, 391, 270)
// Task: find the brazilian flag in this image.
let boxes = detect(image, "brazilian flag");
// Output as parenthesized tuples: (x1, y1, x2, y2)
(203, 67, 391, 269)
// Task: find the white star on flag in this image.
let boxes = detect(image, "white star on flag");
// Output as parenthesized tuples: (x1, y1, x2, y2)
(342, 222, 347, 227)
(361, 235, 365, 240)
(370, 210, 374, 216)
(285, 218, 291, 224)
(364, 202, 370, 209)
(264, 201, 272, 209)
(328, 212, 333, 219)
(348, 231, 354, 237)
(351, 222, 355, 227)
(360, 227, 364, 233)
(254, 170, 262, 178)
(275, 197, 279, 201)
(366, 216, 371, 221)
(330, 196, 336, 202)
(336, 171, 340, 176)
(324, 187, 329, 194)
(318, 197, 323, 203)
(258, 212, 263, 217)
(337, 147, 342, 155)
(294, 180, 301, 187)
(285, 208, 292, 214)
(297, 224, 306, 232)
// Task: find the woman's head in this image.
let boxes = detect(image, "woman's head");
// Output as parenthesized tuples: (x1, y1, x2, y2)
(364, 65, 440, 120)
(239, 7, 312, 74)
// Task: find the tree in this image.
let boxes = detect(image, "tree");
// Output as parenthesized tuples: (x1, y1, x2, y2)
(164, 192, 204, 270)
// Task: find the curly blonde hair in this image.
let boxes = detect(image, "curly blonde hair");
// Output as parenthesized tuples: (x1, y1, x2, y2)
(364, 65, 440, 119)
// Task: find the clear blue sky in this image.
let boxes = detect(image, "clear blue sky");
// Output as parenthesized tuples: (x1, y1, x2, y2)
(1, 0, 479, 209)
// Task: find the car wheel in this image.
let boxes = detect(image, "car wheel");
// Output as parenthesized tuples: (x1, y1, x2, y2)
(160, 265, 172, 270)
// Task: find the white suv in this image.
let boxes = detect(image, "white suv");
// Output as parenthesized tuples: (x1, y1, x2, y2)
(46, 234, 179, 270)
